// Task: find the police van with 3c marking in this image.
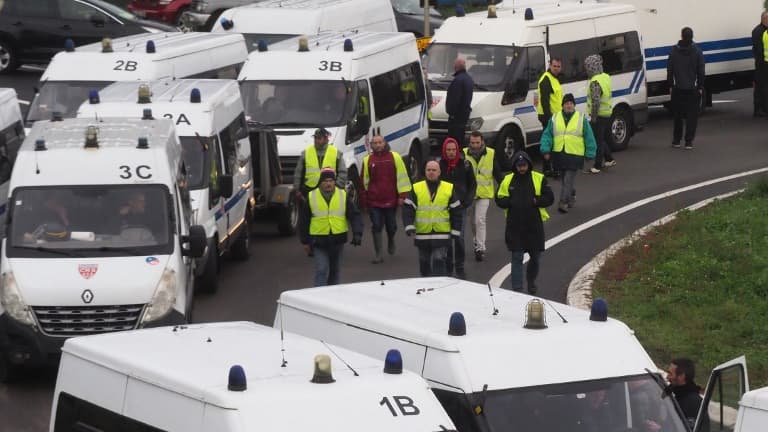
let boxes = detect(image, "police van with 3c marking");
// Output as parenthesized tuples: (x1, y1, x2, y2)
(77, 79, 254, 294)
(48, 321, 457, 432)
(0, 118, 207, 382)
(238, 31, 430, 203)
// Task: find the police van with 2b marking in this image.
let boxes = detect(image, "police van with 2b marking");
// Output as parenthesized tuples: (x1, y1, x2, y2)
(26, 32, 249, 126)
(49, 322, 458, 432)
(0, 89, 25, 219)
(425, 2, 647, 167)
(238, 31, 430, 203)
(77, 79, 254, 294)
(276, 277, 693, 432)
(0, 118, 207, 382)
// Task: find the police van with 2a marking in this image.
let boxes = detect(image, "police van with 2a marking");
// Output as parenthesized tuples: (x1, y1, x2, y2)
(77, 79, 254, 294)
(0, 118, 207, 382)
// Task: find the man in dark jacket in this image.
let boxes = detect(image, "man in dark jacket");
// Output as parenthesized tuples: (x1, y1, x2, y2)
(752, 11, 768, 117)
(439, 137, 476, 279)
(445, 58, 474, 148)
(665, 358, 710, 432)
(298, 168, 363, 286)
(667, 27, 705, 149)
(495, 151, 553, 293)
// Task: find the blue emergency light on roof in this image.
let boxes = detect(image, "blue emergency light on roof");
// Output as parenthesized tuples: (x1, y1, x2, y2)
(142, 108, 154, 120)
(220, 17, 234, 30)
(190, 88, 201, 103)
(455, 4, 466, 17)
(146, 40, 156, 54)
(88, 89, 100, 104)
(64, 39, 75, 52)
(448, 312, 466, 336)
(34, 139, 47, 151)
(257, 39, 268, 52)
(524, 8, 534, 20)
(383, 349, 403, 374)
(228, 365, 247, 391)
(137, 137, 149, 149)
(590, 298, 608, 322)
(343, 38, 353, 52)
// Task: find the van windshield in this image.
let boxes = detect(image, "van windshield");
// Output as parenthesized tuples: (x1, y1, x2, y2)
(7, 185, 174, 258)
(27, 81, 112, 123)
(426, 44, 523, 91)
(179, 136, 210, 190)
(240, 80, 349, 128)
(243, 34, 297, 52)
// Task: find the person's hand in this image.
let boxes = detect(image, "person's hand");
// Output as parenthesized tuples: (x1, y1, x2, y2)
(294, 190, 304, 203)
(302, 244, 312, 256)
(533, 93, 539, 107)
(643, 419, 662, 432)
(543, 153, 550, 161)
(351, 234, 362, 246)
(405, 228, 415, 237)
(532, 197, 538, 206)
(451, 230, 461, 238)
(397, 197, 405, 207)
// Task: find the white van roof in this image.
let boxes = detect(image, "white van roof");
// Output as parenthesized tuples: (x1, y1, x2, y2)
(740, 387, 768, 411)
(42, 32, 247, 82)
(60, 322, 456, 430)
(277, 277, 658, 391)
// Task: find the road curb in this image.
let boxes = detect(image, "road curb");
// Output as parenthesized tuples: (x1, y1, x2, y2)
(566, 190, 742, 310)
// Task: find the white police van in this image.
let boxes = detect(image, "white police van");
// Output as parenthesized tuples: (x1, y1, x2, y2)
(239, 31, 429, 202)
(0, 89, 25, 219)
(425, 2, 648, 165)
(276, 277, 692, 432)
(209, 0, 398, 51)
(49, 322, 458, 432)
(0, 118, 206, 382)
(77, 79, 254, 294)
(26, 32, 249, 125)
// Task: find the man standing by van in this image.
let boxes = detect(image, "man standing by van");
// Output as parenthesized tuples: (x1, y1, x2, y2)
(293, 128, 347, 201)
(752, 11, 768, 117)
(667, 27, 705, 149)
(445, 58, 474, 148)
(665, 358, 710, 431)
(585, 54, 617, 173)
(536, 57, 563, 177)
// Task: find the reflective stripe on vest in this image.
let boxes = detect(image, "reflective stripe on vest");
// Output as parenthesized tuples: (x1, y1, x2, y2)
(413, 180, 453, 236)
(463, 147, 495, 199)
(496, 171, 550, 222)
(764, 30, 768, 62)
(304, 145, 338, 189)
(588, 73, 613, 118)
(308, 188, 348, 235)
(362, 151, 412, 194)
(552, 111, 585, 156)
(536, 71, 563, 115)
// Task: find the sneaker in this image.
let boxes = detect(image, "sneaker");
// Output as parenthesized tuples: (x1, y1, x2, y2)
(589, 167, 601, 174)
(527, 283, 538, 295)
(567, 199, 576, 209)
(672, 142, 682, 148)
(685, 143, 693, 150)
(558, 203, 569, 213)
(603, 160, 617, 167)
(474, 250, 485, 262)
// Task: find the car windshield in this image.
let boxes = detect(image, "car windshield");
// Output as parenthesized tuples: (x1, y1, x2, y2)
(7, 185, 173, 258)
(27, 81, 111, 123)
(88, 0, 137, 20)
(478, 375, 688, 432)
(179, 136, 210, 190)
(240, 80, 350, 127)
(391, 0, 423, 14)
(243, 34, 297, 52)
(425, 44, 523, 91)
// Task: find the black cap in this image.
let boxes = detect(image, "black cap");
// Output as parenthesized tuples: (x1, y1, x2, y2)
(312, 127, 331, 138)
(562, 93, 576, 105)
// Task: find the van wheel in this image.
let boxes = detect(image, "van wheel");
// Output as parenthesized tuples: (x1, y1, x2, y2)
(608, 108, 631, 152)
(196, 246, 219, 294)
(277, 194, 298, 235)
(203, 9, 224, 31)
(407, 142, 422, 181)
(175, 7, 192, 32)
(0, 39, 20, 75)
(230, 213, 251, 260)
(495, 126, 523, 172)
(346, 168, 362, 208)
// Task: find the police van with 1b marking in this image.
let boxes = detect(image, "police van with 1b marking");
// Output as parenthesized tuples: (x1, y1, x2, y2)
(238, 31, 430, 203)
(425, 2, 647, 168)
(276, 277, 693, 432)
(77, 79, 254, 294)
(0, 89, 25, 220)
(26, 32, 249, 126)
(0, 118, 207, 382)
(49, 321, 458, 432)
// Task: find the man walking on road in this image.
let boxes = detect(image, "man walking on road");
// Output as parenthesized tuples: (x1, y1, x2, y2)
(495, 151, 553, 294)
(293, 128, 347, 201)
(536, 57, 563, 177)
(440, 137, 476, 279)
(298, 168, 363, 286)
(667, 27, 705, 149)
(445, 58, 474, 148)
(464, 131, 504, 262)
(403, 160, 463, 277)
(665, 358, 710, 432)
(752, 11, 768, 117)
(539, 93, 596, 214)
(585, 54, 617, 173)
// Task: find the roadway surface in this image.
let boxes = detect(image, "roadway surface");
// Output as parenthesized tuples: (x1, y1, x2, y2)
(1, 67, 767, 430)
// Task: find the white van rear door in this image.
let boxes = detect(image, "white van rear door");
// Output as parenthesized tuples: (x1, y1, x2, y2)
(694, 356, 749, 432)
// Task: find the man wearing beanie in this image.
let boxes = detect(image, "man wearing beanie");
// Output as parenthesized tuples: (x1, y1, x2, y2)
(667, 27, 705, 149)
(539, 93, 597, 214)
(298, 167, 363, 286)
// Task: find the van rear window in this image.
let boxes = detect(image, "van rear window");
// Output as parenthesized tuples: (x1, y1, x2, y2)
(54, 392, 166, 432)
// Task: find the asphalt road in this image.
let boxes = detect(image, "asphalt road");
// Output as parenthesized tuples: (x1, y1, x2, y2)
(1, 68, 766, 430)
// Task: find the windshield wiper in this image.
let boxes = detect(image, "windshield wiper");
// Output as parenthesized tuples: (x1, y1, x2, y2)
(94, 246, 153, 256)
(267, 121, 316, 128)
(13, 245, 82, 257)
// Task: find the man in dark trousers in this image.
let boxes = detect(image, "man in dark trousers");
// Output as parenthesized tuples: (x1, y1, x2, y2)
(445, 57, 474, 148)
(439, 137, 476, 279)
(667, 27, 705, 149)
(665, 358, 710, 432)
(752, 11, 768, 117)
(536, 57, 563, 177)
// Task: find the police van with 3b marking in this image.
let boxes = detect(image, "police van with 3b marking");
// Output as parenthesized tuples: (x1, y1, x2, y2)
(238, 31, 429, 203)
(77, 79, 254, 294)
(26, 32, 249, 126)
(48, 321, 457, 432)
(0, 89, 25, 219)
(276, 277, 693, 432)
(424, 2, 647, 167)
(0, 118, 207, 382)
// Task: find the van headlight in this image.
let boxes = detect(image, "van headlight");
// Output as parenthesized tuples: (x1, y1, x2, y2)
(141, 268, 177, 324)
(467, 117, 484, 131)
(0, 272, 36, 327)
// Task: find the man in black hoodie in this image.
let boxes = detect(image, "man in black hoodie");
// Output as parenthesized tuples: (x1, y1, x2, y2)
(667, 27, 705, 149)
(665, 358, 710, 432)
(439, 137, 476, 279)
(445, 58, 474, 148)
(752, 11, 768, 117)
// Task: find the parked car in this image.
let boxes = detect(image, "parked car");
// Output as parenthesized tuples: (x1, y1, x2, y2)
(391, 0, 444, 37)
(0, 0, 175, 74)
(127, 0, 191, 28)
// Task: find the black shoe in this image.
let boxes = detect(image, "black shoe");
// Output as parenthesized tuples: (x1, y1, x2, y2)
(685, 142, 693, 150)
(672, 141, 682, 148)
(527, 283, 538, 295)
(474, 250, 485, 262)
(558, 203, 569, 213)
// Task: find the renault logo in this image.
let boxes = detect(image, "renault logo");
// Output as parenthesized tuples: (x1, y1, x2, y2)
(81, 289, 94, 304)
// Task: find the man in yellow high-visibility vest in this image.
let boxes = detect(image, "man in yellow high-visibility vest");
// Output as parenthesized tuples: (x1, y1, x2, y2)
(293, 128, 347, 201)
(464, 131, 503, 262)
(536, 57, 563, 177)
(585, 54, 617, 173)
(752, 11, 768, 117)
(298, 168, 363, 286)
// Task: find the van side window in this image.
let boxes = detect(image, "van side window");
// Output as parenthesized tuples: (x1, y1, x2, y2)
(346, 80, 371, 143)
(0, 121, 22, 183)
(209, 137, 222, 207)
(369, 61, 425, 121)
(527, 46, 546, 89)
(54, 392, 166, 432)
(598, 31, 643, 74)
(549, 38, 598, 84)
(432, 389, 482, 432)
(219, 116, 241, 173)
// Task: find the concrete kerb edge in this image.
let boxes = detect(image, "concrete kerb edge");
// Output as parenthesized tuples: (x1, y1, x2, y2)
(566, 189, 743, 311)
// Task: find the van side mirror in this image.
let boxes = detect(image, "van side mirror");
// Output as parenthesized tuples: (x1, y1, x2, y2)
(218, 175, 234, 199)
(183, 225, 207, 258)
(502, 79, 530, 105)
(90, 14, 106, 27)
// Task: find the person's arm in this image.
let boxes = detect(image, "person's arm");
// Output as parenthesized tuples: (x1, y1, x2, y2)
(589, 81, 601, 121)
(536, 177, 555, 208)
(696, 47, 706, 91)
(448, 190, 463, 237)
(492, 155, 506, 184)
(464, 160, 477, 208)
(540, 76, 553, 118)
(445, 81, 457, 117)
(335, 154, 347, 189)
(583, 118, 597, 159)
(752, 25, 763, 68)
(402, 189, 417, 234)
(667, 49, 675, 88)
(293, 150, 306, 193)
(297, 199, 312, 245)
(346, 193, 363, 244)
(539, 119, 554, 154)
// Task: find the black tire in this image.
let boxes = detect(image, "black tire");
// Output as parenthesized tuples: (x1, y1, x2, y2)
(203, 9, 224, 31)
(608, 108, 631, 152)
(495, 125, 524, 172)
(406, 141, 423, 181)
(0, 39, 20, 75)
(277, 194, 298, 236)
(195, 245, 219, 294)
(175, 7, 192, 32)
(230, 213, 251, 260)
(346, 168, 362, 208)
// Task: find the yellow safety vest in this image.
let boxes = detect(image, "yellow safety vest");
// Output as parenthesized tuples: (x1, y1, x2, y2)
(552, 111, 586, 156)
(763, 30, 768, 62)
(413, 180, 453, 237)
(304, 144, 338, 189)
(588, 72, 613, 118)
(362, 151, 412, 194)
(308, 188, 348, 235)
(536, 71, 562, 115)
(496, 171, 550, 222)
(463, 147, 495, 199)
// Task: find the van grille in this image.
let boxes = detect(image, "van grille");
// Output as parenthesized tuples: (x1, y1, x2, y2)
(280, 156, 299, 184)
(32, 304, 144, 337)
(429, 120, 450, 132)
